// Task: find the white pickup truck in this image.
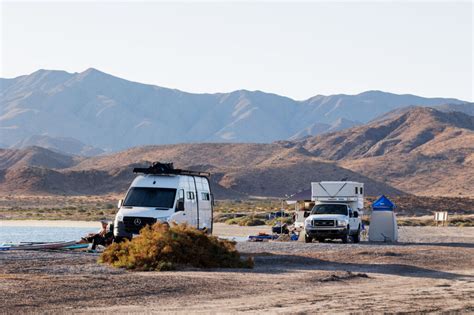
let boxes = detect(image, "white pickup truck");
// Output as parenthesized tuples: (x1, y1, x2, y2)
(304, 181, 364, 243)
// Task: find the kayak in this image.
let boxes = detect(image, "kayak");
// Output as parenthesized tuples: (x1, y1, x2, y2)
(0, 240, 77, 251)
(63, 243, 89, 250)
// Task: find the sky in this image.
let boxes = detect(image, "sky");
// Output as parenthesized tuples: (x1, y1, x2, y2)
(1, 1, 473, 101)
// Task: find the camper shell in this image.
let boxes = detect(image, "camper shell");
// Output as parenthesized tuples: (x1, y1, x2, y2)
(304, 181, 364, 243)
(113, 163, 213, 239)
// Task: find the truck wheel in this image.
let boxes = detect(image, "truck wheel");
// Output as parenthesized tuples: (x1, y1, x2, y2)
(304, 234, 313, 243)
(341, 228, 349, 243)
(352, 227, 361, 243)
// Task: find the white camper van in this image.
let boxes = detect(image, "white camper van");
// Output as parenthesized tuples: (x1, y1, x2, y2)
(303, 181, 364, 243)
(113, 162, 213, 239)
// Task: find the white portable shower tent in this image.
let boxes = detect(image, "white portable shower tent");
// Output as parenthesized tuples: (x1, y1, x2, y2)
(368, 195, 398, 242)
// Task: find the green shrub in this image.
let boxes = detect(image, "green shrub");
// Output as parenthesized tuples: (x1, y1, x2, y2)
(238, 216, 266, 226)
(100, 222, 253, 271)
(225, 218, 242, 225)
(224, 215, 266, 226)
(449, 217, 474, 227)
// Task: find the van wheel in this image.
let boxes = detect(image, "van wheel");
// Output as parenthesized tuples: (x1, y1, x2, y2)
(352, 227, 361, 243)
(304, 234, 313, 243)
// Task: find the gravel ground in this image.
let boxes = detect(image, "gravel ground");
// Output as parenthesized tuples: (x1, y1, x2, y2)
(1, 226, 473, 314)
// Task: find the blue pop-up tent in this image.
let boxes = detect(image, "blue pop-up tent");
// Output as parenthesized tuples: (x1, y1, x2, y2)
(369, 195, 398, 242)
(372, 195, 395, 211)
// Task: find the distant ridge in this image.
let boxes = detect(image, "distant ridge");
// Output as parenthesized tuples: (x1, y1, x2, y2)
(12, 135, 105, 157)
(0, 68, 466, 151)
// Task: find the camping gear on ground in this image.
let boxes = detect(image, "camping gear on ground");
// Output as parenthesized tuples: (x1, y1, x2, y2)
(272, 222, 289, 234)
(368, 195, 398, 242)
(248, 233, 278, 242)
(290, 231, 299, 241)
(267, 211, 290, 220)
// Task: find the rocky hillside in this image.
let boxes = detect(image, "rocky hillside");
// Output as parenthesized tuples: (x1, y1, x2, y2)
(0, 107, 471, 198)
(301, 107, 474, 159)
(301, 107, 474, 196)
(0, 144, 403, 198)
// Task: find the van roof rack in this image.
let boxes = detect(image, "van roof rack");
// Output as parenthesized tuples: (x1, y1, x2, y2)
(133, 162, 210, 177)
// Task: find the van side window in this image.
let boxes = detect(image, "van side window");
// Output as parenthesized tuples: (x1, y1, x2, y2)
(186, 191, 195, 200)
(201, 192, 210, 201)
(355, 187, 358, 194)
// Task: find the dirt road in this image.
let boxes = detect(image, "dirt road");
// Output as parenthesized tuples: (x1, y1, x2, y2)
(1, 226, 473, 314)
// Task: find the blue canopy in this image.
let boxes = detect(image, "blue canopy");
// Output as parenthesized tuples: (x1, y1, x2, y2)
(372, 195, 395, 211)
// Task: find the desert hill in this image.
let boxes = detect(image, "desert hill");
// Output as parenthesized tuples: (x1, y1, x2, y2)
(1, 68, 465, 151)
(0, 146, 81, 170)
(301, 107, 473, 160)
(0, 143, 402, 198)
(0, 107, 472, 198)
(12, 135, 104, 157)
(300, 107, 474, 196)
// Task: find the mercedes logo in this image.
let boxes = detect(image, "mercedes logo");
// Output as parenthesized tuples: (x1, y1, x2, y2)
(134, 218, 142, 226)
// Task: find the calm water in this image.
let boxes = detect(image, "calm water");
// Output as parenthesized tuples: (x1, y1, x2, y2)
(0, 226, 250, 244)
(0, 226, 97, 244)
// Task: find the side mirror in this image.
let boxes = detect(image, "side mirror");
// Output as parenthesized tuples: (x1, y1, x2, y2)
(117, 199, 123, 208)
(304, 211, 310, 218)
(353, 211, 359, 218)
(176, 200, 185, 212)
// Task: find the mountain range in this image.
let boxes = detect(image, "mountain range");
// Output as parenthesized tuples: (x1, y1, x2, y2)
(0, 106, 472, 198)
(1, 68, 467, 152)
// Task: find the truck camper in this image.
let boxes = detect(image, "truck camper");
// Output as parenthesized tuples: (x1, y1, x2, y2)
(303, 181, 364, 243)
(113, 162, 213, 239)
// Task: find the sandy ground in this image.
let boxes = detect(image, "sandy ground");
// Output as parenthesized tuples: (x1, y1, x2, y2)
(0, 224, 473, 314)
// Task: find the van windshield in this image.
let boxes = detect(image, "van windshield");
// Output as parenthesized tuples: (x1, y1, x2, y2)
(123, 187, 177, 209)
(311, 204, 348, 215)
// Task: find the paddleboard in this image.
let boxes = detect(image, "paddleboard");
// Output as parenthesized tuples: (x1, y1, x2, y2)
(3, 240, 77, 250)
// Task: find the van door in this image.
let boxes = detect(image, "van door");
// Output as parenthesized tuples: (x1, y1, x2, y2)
(198, 191, 212, 230)
(348, 207, 358, 232)
(185, 190, 198, 227)
(170, 189, 187, 224)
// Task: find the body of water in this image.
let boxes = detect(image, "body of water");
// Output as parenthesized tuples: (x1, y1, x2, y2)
(0, 226, 98, 244)
(0, 225, 250, 244)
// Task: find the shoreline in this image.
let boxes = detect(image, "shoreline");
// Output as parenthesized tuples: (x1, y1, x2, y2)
(0, 220, 100, 228)
(0, 221, 272, 237)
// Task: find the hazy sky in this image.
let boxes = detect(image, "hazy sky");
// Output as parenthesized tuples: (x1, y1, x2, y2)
(1, 1, 473, 101)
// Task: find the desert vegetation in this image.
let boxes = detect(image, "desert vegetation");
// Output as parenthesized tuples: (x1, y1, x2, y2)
(0, 195, 473, 226)
(100, 222, 253, 271)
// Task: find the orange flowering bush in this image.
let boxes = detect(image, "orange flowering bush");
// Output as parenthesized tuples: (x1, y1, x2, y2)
(100, 222, 253, 271)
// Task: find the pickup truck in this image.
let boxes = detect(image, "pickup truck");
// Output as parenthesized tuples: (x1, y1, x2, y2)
(304, 203, 361, 243)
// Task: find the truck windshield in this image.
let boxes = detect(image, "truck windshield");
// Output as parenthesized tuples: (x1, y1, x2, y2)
(123, 187, 177, 209)
(311, 204, 348, 215)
